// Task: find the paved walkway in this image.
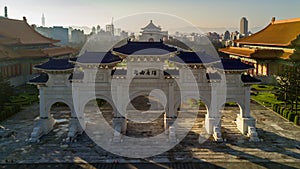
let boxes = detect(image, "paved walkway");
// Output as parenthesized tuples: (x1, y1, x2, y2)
(0, 101, 300, 168)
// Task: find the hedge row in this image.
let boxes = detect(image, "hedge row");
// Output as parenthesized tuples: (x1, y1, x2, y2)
(0, 105, 21, 121)
(272, 104, 299, 125)
(0, 94, 38, 122)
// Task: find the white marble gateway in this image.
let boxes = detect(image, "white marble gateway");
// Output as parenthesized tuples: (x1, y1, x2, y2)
(28, 21, 260, 144)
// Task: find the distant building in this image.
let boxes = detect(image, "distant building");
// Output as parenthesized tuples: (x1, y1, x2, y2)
(240, 17, 248, 36)
(106, 24, 114, 36)
(220, 17, 300, 84)
(41, 13, 45, 27)
(36, 26, 69, 46)
(139, 20, 168, 42)
(70, 29, 86, 44)
(0, 17, 75, 86)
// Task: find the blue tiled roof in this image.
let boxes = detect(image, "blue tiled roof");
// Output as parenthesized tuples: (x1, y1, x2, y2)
(217, 59, 255, 71)
(35, 58, 74, 70)
(241, 74, 261, 83)
(169, 51, 219, 64)
(28, 73, 49, 83)
(72, 51, 122, 64)
(113, 41, 177, 55)
(111, 69, 127, 76)
(164, 69, 179, 76)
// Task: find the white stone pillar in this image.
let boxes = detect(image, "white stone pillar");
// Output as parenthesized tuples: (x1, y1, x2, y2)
(205, 83, 222, 141)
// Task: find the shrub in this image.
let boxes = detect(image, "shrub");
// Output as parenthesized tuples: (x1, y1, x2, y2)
(288, 112, 296, 122)
(280, 107, 286, 115)
(294, 116, 299, 125)
(283, 109, 290, 118)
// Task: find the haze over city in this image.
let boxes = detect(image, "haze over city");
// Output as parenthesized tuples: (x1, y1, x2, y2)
(1, 0, 300, 33)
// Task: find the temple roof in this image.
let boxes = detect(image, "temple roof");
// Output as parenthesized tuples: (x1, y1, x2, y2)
(112, 41, 177, 55)
(28, 73, 49, 84)
(141, 20, 161, 31)
(236, 17, 300, 47)
(169, 51, 219, 64)
(0, 17, 59, 45)
(71, 51, 122, 64)
(217, 59, 254, 71)
(241, 74, 261, 83)
(219, 47, 294, 60)
(219, 47, 255, 57)
(34, 58, 74, 71)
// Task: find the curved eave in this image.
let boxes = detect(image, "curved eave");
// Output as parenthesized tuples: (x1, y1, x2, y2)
(168, 60, 220, 66)
(27, 81, 47, 85)
(71, 60, 122, 66)
(112, 50, 177, 58)
(216, 68, 254, 72)
(33, 67, 74, 72)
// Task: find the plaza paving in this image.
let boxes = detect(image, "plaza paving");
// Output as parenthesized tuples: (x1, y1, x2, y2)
(0, 101, 300, 168)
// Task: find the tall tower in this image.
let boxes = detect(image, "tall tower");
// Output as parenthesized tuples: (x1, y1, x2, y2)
(41, 13, 45, 27)
(240, 17, 248, 36)
(4, 6, 8, 18)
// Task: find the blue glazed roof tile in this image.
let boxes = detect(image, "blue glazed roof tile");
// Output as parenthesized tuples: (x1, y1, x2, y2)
(29, 73, 49, 83)
(241, 74, 261, 83)
(169, 51, 219, 64)
(72, 51, 122, 64)
(113, 41, 177, 55)
(35, 58, 74, 70)
(217, 59, 255, 71)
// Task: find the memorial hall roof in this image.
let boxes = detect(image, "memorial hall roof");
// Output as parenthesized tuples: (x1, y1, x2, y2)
(236, 17, 300, 47)
(0, 17, 59, 45)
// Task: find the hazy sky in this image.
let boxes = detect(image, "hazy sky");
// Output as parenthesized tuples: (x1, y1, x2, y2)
(1, 0, 300, 31)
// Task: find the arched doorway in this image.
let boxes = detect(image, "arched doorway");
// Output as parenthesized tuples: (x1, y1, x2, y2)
(46, 101, 72, 142)
(83, 98, 115, 130)
(219, 102, 246, 142)
(175, 98, 210, 144)
(148, 38, 154, 42)
(125, 94, 166, 137)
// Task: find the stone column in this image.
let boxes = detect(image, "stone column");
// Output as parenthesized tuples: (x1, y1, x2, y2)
(29, 86, 55, 142)
(204, 83, 222, 141)
(236, 86, 257, 135)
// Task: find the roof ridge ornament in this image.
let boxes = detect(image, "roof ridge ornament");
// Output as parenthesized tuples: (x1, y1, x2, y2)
(271, 17, 276, 24)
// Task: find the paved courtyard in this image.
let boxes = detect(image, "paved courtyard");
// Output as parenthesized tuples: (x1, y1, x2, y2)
(0, 101, 300, 168)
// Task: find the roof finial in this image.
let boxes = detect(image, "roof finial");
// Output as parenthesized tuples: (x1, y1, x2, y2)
(271, 17, 276, 24)
(150, 20, 152, 23)
(23, 16, 27, 22)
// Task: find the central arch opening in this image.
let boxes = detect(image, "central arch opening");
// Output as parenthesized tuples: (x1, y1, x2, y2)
(126, 94, 165, 138)
(83, 98, 115, 135)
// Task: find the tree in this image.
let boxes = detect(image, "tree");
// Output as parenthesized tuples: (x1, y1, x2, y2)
(276, 63, 300, 113)
(0, 74, 13, 109)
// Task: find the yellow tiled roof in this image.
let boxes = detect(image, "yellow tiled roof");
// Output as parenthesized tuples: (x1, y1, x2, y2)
(236, 18, 300, 47)
(219, 47, 294, 60)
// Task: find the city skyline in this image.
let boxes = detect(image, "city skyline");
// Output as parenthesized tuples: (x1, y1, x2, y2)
(1, 0, 300, 32)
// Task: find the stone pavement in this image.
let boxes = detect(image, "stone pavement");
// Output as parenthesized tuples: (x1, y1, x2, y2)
(0, 101, 300, 168)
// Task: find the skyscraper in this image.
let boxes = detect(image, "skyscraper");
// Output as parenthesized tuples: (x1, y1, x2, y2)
(41, 13, 45, 27)
(240, 17, 248, 36)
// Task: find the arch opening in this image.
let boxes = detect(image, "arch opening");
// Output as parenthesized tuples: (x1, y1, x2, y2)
(219, 102, 246, 142)
(125, 94, 166, 138)
(48, 101, 72, 142)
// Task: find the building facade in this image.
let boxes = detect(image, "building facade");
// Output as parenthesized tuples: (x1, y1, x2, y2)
(0, 17, 75, 86)
(220, 17, 300, 84)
